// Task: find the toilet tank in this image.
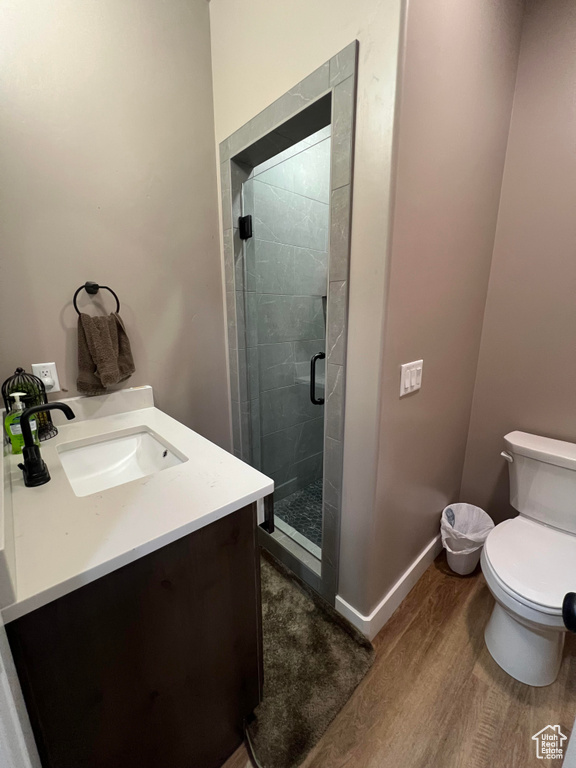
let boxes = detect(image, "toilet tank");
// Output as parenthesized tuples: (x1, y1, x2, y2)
(504, 431, 576, 535)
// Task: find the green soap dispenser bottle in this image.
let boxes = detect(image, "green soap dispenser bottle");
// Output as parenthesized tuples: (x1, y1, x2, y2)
(4, 392, 39, 454)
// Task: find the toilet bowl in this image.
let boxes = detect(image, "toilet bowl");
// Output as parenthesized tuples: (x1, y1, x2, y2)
(481, 431, 576, 687)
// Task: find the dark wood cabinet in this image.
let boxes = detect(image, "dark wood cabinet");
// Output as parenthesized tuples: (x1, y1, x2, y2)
(6, 504, 262, 768)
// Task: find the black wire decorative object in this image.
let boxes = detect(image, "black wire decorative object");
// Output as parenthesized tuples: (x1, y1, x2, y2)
(73, 282, 120, 315)
(2, 368, 58, 441)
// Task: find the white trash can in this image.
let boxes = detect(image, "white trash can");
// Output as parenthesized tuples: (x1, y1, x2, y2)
(441, 504, 494, 575)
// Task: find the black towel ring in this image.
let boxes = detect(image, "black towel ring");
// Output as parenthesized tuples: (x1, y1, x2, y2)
(73, 282, 120, 315)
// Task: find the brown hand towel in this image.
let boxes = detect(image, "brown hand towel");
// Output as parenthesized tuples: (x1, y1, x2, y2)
(77, 312, 135, 395)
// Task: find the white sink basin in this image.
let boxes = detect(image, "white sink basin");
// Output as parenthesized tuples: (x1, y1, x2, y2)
(57, 427, 187, 497)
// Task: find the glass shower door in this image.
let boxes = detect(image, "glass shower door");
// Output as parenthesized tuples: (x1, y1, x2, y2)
(241, 128, 331, 559)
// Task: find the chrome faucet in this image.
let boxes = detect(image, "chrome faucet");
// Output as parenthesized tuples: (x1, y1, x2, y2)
(18, 403, 75, 487)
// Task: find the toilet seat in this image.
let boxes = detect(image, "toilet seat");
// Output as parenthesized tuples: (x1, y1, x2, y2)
(483, 517, 576, 615)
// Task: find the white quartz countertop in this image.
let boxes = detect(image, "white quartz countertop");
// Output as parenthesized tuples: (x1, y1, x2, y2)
(2, 398, 273, 623)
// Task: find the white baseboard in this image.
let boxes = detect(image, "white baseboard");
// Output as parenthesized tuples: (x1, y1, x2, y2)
(336, 534, 443, 641)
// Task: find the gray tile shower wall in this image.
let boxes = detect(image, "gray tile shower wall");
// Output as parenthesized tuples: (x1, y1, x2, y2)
(245, 130, 331, 500)
(251, 181, 328, 251)
(256, 294, 325, 344)
(254, 130, 331, 203)
(246, 240, 328, 296)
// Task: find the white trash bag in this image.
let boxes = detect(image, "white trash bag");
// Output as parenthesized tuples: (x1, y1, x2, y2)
(441, 503, 494, 575)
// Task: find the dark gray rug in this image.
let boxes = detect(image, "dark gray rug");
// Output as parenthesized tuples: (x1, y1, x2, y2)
(247, 556, 374, 768)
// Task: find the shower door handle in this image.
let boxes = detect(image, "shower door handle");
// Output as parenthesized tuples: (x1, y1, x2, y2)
(310, 352, 325, 405)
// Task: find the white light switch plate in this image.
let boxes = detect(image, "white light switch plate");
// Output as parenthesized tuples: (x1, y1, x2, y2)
(400, 359, 423, 397)
(32, 362, 61, 394)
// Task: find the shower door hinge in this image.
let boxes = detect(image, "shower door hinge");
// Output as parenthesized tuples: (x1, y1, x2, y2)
(238, 215, 253, 240)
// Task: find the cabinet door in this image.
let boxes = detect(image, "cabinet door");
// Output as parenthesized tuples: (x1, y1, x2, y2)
(7, 504, 262, 768)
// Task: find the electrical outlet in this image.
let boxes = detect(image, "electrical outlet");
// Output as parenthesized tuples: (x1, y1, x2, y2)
(32, 362, 61, 394)
(400, 359, 423, 397)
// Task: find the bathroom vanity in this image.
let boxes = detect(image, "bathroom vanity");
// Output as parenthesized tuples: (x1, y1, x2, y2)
(0, 386, 273, 768)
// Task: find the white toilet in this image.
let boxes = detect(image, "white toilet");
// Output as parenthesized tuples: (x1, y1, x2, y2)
(481, 430, 576, 687)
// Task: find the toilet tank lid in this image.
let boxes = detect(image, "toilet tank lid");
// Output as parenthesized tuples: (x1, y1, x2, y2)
(504, 431, 576, 471)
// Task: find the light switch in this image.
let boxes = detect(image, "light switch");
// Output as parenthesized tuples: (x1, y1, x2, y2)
(400, 359, 423, 397)
(403, 369, 411, 391)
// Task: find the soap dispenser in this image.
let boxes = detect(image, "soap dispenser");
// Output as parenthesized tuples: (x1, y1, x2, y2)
(4, 392, 39, 454)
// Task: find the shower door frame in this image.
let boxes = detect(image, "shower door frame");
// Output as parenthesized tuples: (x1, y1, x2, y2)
(219, 42, 357, 604)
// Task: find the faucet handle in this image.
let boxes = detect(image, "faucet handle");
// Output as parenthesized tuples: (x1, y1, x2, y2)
(20, 444, 51, 487)
(19, 403, 74, 487)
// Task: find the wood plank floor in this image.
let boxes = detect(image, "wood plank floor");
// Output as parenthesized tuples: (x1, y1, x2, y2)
(224, 553, 576, 768)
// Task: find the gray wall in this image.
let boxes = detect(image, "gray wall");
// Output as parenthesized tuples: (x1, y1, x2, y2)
(353, 0, 525, 615)
(461, 0, 576, 522)
(0, 0, 229, 449)
(245, 129, 331, 500)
